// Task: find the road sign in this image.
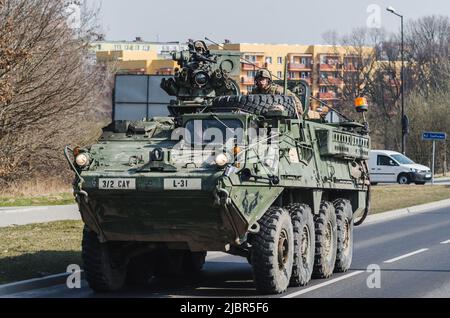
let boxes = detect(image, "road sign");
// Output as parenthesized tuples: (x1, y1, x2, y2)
(422, 132, 447, 141)
(422, 131, 447, 185)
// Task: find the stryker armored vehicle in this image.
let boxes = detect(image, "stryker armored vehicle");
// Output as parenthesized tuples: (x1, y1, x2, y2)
(65, 40, 371, 294)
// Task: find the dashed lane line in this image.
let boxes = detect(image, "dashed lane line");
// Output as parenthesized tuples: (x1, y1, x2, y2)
(383, 248, 429, 264)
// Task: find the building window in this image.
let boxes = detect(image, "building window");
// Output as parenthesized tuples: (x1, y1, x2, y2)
(301, 57, 307, 64)
(247, 86, 253, 93)
(245, 55, 256, 62)
(277, 57, 283, 64)
(301, 72, 308, 78)
(114, 44, 122, 50)
(320, 87, 328, 93)
(277, 71, 282, 78)
(144, 46, 150, 51)
(265, 56, 272, 64)
(289, 72, 296, 79)
(247, 70, 256, 78)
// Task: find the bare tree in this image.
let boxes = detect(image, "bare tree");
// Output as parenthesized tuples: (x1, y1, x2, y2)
(0, 0, 112, 187)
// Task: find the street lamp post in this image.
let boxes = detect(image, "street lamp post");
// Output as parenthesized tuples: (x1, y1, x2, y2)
(387, 6, 407, 155)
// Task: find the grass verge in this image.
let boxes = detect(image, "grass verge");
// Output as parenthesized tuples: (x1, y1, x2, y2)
(0, 220, 83, 285)
(0, 192, 75, 207)
(370, 184, 450, 214)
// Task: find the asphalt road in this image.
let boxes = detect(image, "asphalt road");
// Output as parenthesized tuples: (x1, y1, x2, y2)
(0, 204, 80, 227)
(3, 203, 450, 298)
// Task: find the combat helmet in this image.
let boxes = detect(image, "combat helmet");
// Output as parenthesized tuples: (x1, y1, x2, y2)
(254, 69, 272, 82)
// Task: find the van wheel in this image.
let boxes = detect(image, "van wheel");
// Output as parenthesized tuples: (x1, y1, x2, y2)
(251, 206, 294, 294)
(286, 203, 315, 287)
(313, 201, 337, 278)
(398, 174, 410, 185)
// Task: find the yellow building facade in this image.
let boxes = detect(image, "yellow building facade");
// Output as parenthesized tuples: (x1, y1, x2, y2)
(211, 43, 374, 108)
(96, 50, 177, 75)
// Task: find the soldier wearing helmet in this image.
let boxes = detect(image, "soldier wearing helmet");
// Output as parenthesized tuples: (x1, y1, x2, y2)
(254, 69, 304, 115)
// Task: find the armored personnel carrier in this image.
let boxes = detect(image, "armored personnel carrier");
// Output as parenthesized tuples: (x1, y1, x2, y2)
(65, 40, 371, 294)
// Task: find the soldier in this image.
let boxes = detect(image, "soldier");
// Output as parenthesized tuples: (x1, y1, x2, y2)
(253, 69, 304, 116)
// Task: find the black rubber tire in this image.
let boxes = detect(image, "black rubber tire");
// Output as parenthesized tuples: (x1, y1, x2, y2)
(251, 206, 294, 294)
(211, 94, 297, 118)
(126, 252, 155, 287)
(286, 203, 315, 287)
(154, 249, 184, 277)
(333, 199, 353, 273)
(182, 251, 207, 274)
(398, 173, 410, 184)
(313, 201, 337, 278)
(82, 226, 126, 292)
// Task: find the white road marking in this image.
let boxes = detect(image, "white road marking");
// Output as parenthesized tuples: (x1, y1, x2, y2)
(440, 239, 450, 244)
(383, 248, 429, 263)
(282, 271, 364, 298)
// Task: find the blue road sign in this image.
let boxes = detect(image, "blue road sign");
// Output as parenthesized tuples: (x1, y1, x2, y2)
(422, 132, 447, 141)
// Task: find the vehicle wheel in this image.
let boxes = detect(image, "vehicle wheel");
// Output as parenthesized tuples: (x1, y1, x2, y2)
(251, 206, 294, 294)
(313, 201, 337, 278)
(154, 249, 184, 277)
(211, 94, 298, 118)
(182, 251, 206, 274)
(398, 174, 410, 184)
(126, 252, 155, 287)
(82, 226, 126, 292)
(415, 182, 426, 185)
(286, 203, 315, 286)
(333, 199, 353, 272)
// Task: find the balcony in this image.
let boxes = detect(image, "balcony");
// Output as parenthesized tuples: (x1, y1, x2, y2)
(288, 62, 312, 71)
(242, 61, 262, 71)
(319, 77, 344, 86)
(319, 63, 340, 71)
(289, 77, 312, 85)
(241, 76, 254, 85)
(318, 92, 340, 100)
(344, 64, 358, 71)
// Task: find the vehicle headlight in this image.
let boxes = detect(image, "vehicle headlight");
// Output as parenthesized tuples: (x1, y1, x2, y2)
(75, 153, 90, 168)
(410, 168, 419, 173)
(215, 153, 230, 167)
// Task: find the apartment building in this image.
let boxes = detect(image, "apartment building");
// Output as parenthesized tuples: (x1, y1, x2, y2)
(210, 43, 374, 108)
(93, 38, 186, 75)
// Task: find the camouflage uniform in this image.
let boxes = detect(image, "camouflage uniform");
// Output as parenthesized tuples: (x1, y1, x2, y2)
(254, 69, 304, 115)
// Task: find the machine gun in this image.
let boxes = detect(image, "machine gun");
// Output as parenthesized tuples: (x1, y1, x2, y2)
(161, 40, 241, 113)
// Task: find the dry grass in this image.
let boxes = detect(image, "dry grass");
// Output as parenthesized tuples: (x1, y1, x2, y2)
(370, 184, 450, 214)
(0, 178, 74, 207)
(0, 177, 72, 197)
(0, 220, 83, 284)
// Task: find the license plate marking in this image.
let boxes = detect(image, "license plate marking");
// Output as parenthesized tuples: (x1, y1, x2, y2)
(99, 178, 136, 190)
(164, 178, 201, 190)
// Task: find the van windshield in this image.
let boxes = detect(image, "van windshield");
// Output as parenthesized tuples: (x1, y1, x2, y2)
(391, 154, 415, 164)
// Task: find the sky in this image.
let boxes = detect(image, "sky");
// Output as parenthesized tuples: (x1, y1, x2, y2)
(86, 0, 450, 44)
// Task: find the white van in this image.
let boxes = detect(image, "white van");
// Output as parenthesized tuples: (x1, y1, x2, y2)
(369, 150, 432, 185)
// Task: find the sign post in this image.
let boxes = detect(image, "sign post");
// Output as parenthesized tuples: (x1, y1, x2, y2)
(422, 132, 447, 185)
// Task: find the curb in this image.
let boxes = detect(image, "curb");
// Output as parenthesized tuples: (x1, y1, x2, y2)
(0, 271, 84, 297)
(362, 198, 450, 225)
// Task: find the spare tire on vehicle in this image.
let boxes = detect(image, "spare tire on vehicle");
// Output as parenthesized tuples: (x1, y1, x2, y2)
(211, 94, 298, 118)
